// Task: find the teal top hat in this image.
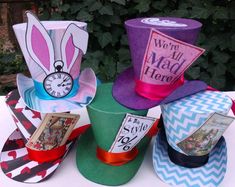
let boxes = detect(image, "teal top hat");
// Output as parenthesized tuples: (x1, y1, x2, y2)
(76, 83, 157, 186)
(153, 90, 234, 187)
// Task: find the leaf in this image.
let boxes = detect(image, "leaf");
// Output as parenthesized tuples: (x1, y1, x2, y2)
(118, 48, 130, 62)
(120, 35, 129, 46)
(230, 34, 235, 51)
(50, 13, 64, 20)
(135, 0, 151, 13)
(190, 7, 211, 19)
(212, 51, 230, 64)
(212, 64, 227, 76)
(199, 72, 211, 84)
(152, 0, 168, 10)
(97, 32, 112, 48)
(210, 76, 226, 89)
(89, 1, 102, 11)
(76, 10, 93, 21)
(99, 5, 114, 15)
(213, 7, 228, 19)
(103, 56, 116, 78)
(70, 3, 83, 14)
(60, 4, 70, 12)
(111, 0, 126, 5)
(186, 66, 200, 79)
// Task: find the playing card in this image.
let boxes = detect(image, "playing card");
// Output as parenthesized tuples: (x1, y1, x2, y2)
(26, 113, 79, 150)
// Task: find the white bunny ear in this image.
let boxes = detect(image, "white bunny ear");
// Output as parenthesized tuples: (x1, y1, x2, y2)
(61, 24, 88, 72)
(25, 11, 55, 74)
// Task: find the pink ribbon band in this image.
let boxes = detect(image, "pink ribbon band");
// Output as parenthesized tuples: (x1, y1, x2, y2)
(135, 77, 184, 100)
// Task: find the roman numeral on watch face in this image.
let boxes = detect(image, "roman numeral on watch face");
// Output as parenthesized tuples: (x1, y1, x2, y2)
(43, 72, 73, 98)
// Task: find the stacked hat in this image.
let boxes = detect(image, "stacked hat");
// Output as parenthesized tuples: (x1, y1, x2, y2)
(76, 83, 158, 186)
(0, 11, 97, 183)
(112, 17, 207, 110)
(153, 90, 235, 187)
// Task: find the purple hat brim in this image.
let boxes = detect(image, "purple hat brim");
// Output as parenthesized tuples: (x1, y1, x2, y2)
(112, 67, 208, 110)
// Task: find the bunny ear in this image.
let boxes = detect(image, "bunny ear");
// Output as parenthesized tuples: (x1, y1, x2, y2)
(25, 11, 54, 74)
(61, 24, 88, 72)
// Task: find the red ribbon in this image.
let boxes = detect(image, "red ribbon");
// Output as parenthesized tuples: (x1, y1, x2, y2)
(135, 76, 184, 100)
(27, 124, 90, 163)
(27, 145, 66, 163)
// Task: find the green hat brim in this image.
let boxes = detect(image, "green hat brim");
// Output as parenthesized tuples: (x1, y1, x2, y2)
(76, 128, 151, 186)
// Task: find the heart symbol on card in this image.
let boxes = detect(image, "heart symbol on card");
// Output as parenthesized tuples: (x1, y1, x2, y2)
(22, 120, 32, 130)
(0, 161, 8, 170)
(8, 151, 16, 159)
(6, 173, 12, 178)
(37, 170, 47, 178)
(21, 167, 31, 174)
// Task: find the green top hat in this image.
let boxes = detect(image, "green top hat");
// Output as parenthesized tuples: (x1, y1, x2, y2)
(76, 83, 154, 186)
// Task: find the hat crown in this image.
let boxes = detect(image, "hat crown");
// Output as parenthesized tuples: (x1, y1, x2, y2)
(125, 17, 202, 81)
(13, 12, 88, 83)
(161, 90, 232, 154)
(87, 83, 147, 151)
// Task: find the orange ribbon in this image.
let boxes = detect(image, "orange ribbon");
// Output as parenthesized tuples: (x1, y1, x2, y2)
(27, 124, 90, 163)
(96, 147, 139, 166)
(96, 119, 160, 166)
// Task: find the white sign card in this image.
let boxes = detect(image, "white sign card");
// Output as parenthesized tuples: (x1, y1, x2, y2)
(109, 113, 156, 153)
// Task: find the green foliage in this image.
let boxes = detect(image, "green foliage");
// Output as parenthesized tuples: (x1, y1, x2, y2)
(1, 0, 233, 95)
(40, 0, 233, 90)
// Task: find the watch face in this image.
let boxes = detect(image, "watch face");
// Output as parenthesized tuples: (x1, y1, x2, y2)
(43, 72, 73, 98)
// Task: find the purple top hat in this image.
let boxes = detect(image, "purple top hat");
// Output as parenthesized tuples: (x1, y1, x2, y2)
(112, 17, 206, 110)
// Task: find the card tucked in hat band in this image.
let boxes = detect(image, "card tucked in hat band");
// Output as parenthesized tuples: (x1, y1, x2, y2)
(1, 90, 90, 183)
(76, 83, 159, 186)
(135, 29, 204, 100)
(112, 17, 206, 110)
(95, 113, 157, 166)
(153, 90, 234, 187)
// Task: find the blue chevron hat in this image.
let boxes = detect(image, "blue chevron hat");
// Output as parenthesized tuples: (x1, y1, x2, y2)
(153, 90, 233, 187)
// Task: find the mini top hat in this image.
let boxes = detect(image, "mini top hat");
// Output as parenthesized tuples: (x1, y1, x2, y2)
(0, 90, 90, 183)
(13, 12, 97, 113)
(153, 90, 235, 187)
(76, 83, 158, 186)
(112, 17, 205, 110)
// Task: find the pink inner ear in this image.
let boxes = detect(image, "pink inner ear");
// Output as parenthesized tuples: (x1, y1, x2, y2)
(31, 25, 51, 71)
(65, 35, 75, 69)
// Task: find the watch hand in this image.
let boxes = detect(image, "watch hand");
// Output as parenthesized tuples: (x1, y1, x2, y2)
(61, 83, 71, 87)
(57, 77, 70, 87)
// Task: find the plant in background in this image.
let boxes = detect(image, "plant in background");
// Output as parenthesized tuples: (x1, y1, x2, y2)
(1, 0, 234, 94)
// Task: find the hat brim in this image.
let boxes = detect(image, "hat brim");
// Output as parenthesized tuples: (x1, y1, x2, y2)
(0, 129, 74, 183)
(112, 67, 208, 110)
(17, 68, 97, 113)
(76, 128, 151, 186)
(153, 129, 227, 187)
